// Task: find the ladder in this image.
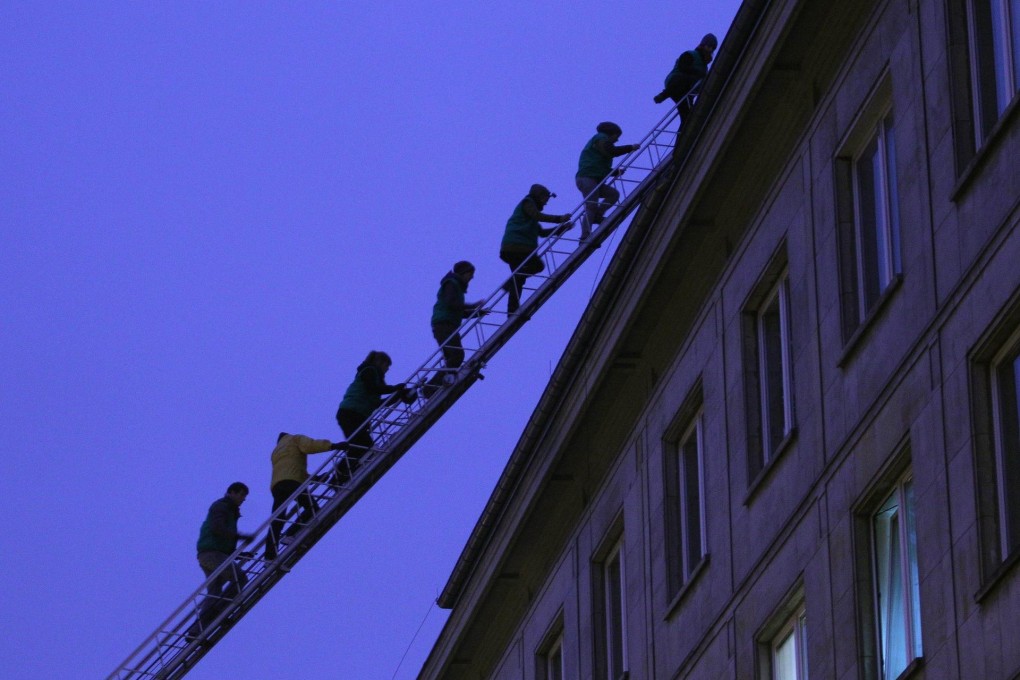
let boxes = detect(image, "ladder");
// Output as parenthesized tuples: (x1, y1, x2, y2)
(109, 99, 688, 680)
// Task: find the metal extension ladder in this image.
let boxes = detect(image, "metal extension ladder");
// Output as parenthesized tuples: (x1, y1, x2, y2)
(109, 97, 689, 680)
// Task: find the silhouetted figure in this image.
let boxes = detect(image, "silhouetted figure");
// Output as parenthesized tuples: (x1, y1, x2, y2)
(575, 122, 640, 238)
(424, 261, 486, 397)
(653, 33, 718, 126)
(335, 351, 406, 480)
(265, 433, 344, 560)
(499, 184, 572, 314)
(191, 482, 253, 636)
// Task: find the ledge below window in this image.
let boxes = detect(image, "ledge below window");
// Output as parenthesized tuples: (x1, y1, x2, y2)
(975, 546, 1020, 603)
(743, 428, 799, 506)
(952, 93, 1020, 200)
(664, 556, 710, 620)
(838, 274, 903, 368)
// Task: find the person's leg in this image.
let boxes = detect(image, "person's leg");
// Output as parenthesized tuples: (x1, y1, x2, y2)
(500, 248, 543, 313)
(425, 322, 463, 395)
(222, 559, 247, 599)
(337, 408, 373, 480)
(266, 482, 288, 559)
(576, 176, 600, 238)
(196, 551, 230, 627)
(290, 487, 318, 530)
(500, 250, 525, 313)
(592, 183, 620, 226)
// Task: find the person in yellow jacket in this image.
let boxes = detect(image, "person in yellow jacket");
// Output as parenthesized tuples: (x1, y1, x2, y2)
(265, 432, 344, 560)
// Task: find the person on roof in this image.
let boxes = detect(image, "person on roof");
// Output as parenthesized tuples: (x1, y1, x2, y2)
(499, 184, 572, 314)
(653, 33, 719, 126)
(264, 433, 345, 561)
(335, 351, 408, 480)
(192, 482, 253, 634)
(424, 261, 487, 397)
(575, 122, 641, 239)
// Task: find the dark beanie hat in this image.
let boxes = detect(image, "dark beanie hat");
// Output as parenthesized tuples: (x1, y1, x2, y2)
(596, 121, 623, 136)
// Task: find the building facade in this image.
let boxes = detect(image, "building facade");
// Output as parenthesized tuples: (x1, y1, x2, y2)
(421, 0, 1020, 678)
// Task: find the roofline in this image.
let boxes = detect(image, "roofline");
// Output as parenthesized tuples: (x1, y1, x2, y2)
(435, 0, 774, 611)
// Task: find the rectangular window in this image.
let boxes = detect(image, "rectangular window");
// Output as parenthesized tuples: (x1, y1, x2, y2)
(969, 0, 1020, 140)
(991, 330, 1020, 556)
(771, 608, 808, 680)
(743, 254, 795, 485)
(757, 273, 794, 460)
(664, 386, 708, 602)
(836, 108, 901, 341)
(602, 541, 627, 679)
(872, 474, 922, 678)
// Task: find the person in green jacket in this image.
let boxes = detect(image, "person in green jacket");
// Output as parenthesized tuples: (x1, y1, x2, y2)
(653, 33, 718, 126)
(575, 122, 640, 239)
(265, 433, 345, 560)
(500, 184, 572, 314)
(335, 351, 407, 480)
(424, 261, 487, 397)
(194, 482, 253, 631)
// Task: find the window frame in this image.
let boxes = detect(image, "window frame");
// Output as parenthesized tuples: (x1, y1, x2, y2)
(592, 525, 628, 680)
(968, 307, 1020, 595)
(742, 247, 796, 492)
(602, 540, 628, 680)
(663, 385, 709, 604)
(834, 79, 903, 347)
(967, 0, 1020, 142)
(989, 326, 1020, 558)
(536, 627, 565, 680)
(850, 111, 902, 321)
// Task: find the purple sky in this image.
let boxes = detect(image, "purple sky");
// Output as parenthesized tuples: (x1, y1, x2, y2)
(1, 2, 740, 678)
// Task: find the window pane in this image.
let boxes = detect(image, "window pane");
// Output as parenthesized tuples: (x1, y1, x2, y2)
(996, 350, 1020, 553)
(874, 479, 921, 679)
(1012, 0, 1020, 91)
(855, 136, 882, 310)
(987, 0, 1011, 110)
(761, 292, 787, 454)
(773, 628, 798, 680)
(681, 435, 703, 574)
(772, 611, 807, 680)
(547, 640, 563, 680)
(797, 612, 809, 676)
(875, 492, 908, 677)
(605, 550, 626, 678)
(882, 116, 901, 283)
(903, 480, 922, 659)
(973, 0, 1020, 135)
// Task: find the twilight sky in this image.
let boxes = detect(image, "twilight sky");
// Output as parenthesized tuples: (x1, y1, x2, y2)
(1, 2, 741, 678)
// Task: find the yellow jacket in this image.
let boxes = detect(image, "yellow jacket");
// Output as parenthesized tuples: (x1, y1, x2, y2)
(270, 434, 334, 489)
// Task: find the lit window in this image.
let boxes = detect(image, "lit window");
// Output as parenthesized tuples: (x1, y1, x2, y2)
(872, 475, 922, 678)
(991, 329, 1020, 556)
(969, 0, 1020, 140)
(771, 609, 808, 680)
